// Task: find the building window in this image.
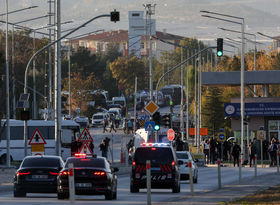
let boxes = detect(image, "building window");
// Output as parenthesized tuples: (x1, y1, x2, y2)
(268, 120, 280, 141)
(141, 42, 144, 49)
(123, 43, 127, 49)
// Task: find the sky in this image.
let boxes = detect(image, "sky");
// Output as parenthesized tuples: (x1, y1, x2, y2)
(1, 0, 280, 51)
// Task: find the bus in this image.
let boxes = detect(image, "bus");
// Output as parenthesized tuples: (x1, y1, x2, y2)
(0, 120, 81, 164)
(160, 84, 185, 105)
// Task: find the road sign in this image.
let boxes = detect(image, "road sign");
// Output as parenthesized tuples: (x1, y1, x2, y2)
(77, 128, 93, 143)
(31, 144, 45, 156)
(145, 121, 155, 131)
(188, 128, 208, 136)
(28, 129, 47, 145)
(144, 100, 159, 116)
(17, 93, 30, 109)
(257, 130, 266, 140)
(217, 132, 226, 142)
(79, 143, 93, 155)
(167, 128, 175, 141)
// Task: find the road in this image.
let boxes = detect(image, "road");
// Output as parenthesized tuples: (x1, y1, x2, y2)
(0, 166, 277, 204)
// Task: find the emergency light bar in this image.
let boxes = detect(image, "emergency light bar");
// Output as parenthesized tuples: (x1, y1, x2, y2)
(141, 142, 170, 147)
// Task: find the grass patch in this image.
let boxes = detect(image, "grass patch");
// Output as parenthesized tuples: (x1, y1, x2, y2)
(225, 185, 280, 205)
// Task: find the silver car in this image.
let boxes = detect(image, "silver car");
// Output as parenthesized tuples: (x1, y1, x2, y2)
(176, 151, 198, 183)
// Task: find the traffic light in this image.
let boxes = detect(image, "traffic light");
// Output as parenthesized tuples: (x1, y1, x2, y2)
(20, 110, 30, 121)
(217, 38, 223, 57)
(110, 10, 120, 22)
(162, 114, 171, 128)
(152, 111, 161, 131)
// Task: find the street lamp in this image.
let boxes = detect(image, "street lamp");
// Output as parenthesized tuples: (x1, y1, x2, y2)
(23, 12, 117, 157)
(201, 10, 245, 181)
(219, 27, 258, 96)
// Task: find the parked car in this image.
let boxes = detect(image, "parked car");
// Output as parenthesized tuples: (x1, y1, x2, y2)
(13, 155, 64, 197)
(74, 116, 89, 128)
(57, 154, 118, 200)
(176, 151, 198, 183)
(91, 112, 109, 127)
(108, 108, 122, 128)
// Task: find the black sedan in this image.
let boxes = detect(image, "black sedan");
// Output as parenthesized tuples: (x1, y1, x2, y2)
(13, 155, 64, 197)
(57, 154, 118, 200)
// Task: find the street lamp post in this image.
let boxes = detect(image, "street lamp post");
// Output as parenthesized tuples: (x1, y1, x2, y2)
(23, 13, 113, 156)
(201, 10, 245, 176)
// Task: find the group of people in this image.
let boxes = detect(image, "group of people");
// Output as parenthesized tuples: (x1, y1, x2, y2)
(102, 117, 117, 133)
(201, 136, 279, 167)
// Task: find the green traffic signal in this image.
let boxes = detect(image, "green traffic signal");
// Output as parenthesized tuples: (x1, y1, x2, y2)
(154, 124, 160, 131)
(217, 51, 223, 57)
(217, 38, 223, 57)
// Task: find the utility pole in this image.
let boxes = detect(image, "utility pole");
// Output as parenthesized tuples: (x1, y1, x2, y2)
(48, 0, 54, 119)
(54, 0, 62, 156)
(12, 25, 16, 119)
(68, 44, 72, 117)
(180, 47, 184, 140)
(194, 50, 197, 147)
(33, 31, 37, 119)
(144, 4, 156, 101)
(5, 0, 11, 167)
(186, 50, 189, 140)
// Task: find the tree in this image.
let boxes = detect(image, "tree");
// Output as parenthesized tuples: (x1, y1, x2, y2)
(62, 72, 101, 113)
(202, 87, 225, 137)
(110, 56, 146, 95)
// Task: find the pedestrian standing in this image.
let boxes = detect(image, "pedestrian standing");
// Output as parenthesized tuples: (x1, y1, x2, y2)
(209, 137, 216, 164)
(202, 139, 210, 164)
(109, 117, 116, 133)
(232, 141, 241, 167)
(103, 118, 108, 133)
(269, 138, 277, 167)
(249, 138, 257, 167)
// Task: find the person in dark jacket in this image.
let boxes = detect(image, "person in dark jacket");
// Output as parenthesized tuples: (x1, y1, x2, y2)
(209, 137, 216, 164)
(232, 141, 241, 167)
(249, 139, 257, 167)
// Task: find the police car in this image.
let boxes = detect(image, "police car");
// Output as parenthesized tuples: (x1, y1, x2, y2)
(130, 143, 182, 193)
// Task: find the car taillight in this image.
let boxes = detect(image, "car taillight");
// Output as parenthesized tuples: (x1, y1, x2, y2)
(17, 171, 31, 176)
(132, 161, 136, 167)
(93, 171, 106, 176)
(49, 171, 59, 175)
(60, 171, 69, 176)
(171, 160, 175, 169)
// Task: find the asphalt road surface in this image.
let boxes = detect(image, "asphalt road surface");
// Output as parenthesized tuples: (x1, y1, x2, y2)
(0, 166, 277, 204)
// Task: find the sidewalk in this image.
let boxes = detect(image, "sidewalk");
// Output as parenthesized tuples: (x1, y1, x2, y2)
(157, 173, 280, 205)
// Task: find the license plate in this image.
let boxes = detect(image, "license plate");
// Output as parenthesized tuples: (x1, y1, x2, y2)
(151, 167, 161, 171)
(75, 183, 92, 188)
(32, 175, 48, 179)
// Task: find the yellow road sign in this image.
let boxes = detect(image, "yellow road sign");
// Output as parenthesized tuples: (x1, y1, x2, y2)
(144, 100, 159, 115)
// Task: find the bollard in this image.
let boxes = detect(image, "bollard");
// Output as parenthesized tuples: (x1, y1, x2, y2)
(254, 154, 257, 177)
(146, 160, 151, 205)
(189, 161, 194, 196)
(217, 159, 221, 189)
(277, 152, 279, 174)
(239, 156, 242, 183)
(68, 163, 75, 205)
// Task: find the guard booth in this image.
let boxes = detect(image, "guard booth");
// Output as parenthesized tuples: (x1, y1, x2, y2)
(224, 97, 280, 160)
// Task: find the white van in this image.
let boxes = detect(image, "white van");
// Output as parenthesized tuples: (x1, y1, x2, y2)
(112, 97, 126, 107)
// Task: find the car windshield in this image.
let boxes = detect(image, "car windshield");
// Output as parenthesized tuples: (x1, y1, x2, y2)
(65, 158, 105, 168)
(176, 153, 189, 159)
(134, 147, 174, 164)
(93, 115, 103, 119)
(21, 157, 61, 168)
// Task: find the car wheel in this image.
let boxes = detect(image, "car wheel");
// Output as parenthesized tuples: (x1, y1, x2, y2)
(172, 181, 180, 193)
(13, 186, 26, 197)
(105, 190, 114, 200)
(57, 192, 69, 200)
(130, 184, 139, 193)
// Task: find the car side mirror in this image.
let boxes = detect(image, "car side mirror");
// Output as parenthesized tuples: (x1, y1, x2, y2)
(112, 167, 119, 172)
(178, 160, 184, 165)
